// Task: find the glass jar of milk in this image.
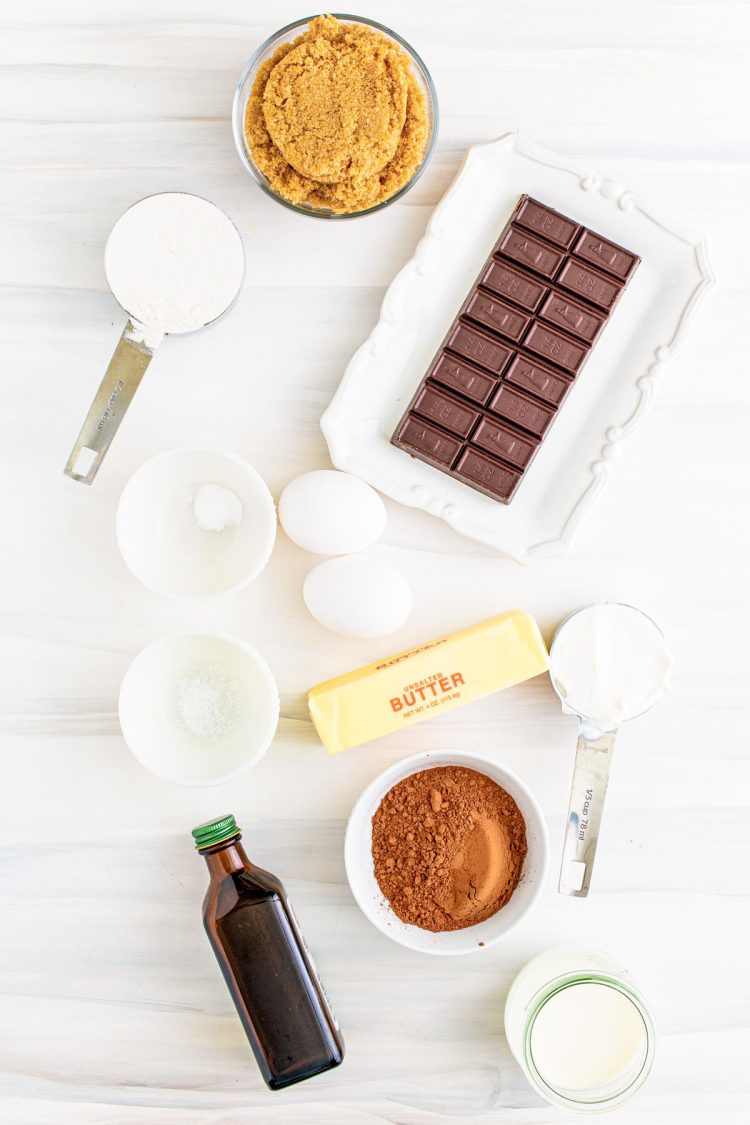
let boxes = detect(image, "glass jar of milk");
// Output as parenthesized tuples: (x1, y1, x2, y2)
(505, 948, 655, 1113)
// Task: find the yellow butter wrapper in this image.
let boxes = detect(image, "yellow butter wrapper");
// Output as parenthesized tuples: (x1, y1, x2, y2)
(308, 609, 549, 753)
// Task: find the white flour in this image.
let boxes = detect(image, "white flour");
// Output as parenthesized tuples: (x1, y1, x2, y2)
(104, 192, 244, 348)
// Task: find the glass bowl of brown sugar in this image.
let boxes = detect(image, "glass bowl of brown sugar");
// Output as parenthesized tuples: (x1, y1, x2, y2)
(232, 13, 438, 219)
(345, 749, 549, 955)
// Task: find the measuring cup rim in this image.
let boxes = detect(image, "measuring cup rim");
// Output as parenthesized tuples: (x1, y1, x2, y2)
(549, 600, 668, 732)
(103, 191, 245, 336)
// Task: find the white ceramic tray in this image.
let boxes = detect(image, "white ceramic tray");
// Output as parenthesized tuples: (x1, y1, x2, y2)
(321, 132, 713, 562)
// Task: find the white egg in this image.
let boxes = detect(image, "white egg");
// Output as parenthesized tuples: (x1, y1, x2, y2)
(279, 470, 386, 555)
(303, 555, 412, 638)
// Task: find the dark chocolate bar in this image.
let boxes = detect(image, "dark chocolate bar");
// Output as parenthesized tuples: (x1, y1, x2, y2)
(392, 195, 639, 503)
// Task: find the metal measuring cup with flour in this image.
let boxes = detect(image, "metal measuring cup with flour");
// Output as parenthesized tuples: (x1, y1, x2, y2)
(550, 602, 672, 898)
(64, 192, 244, 484)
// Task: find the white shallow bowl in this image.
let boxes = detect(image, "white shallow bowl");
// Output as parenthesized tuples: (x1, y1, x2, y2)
(345, 749, 548, 955)
(117, 447, 277, 600)
(119, 631, 279, 786)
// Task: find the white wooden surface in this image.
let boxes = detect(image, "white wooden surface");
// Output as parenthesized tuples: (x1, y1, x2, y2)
(1, 2, 748, 1122)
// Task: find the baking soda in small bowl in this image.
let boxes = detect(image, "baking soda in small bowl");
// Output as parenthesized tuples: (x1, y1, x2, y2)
(191, 484, 244, 533)
(117, 448, 276, 600)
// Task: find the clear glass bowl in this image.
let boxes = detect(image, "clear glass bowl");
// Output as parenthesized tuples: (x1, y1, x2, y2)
(231, 13, 439, 219)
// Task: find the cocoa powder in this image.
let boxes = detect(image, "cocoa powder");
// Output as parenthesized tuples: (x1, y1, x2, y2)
(371, 766, 527, 932)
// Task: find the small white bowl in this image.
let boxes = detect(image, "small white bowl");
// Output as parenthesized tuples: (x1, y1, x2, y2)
(119, 631, 279, 786)
(345, 750, 548, 955)
(117, 447, 276, 600)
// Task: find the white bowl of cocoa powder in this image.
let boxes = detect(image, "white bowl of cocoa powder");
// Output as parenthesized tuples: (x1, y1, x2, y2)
(345, 750, 548, 954)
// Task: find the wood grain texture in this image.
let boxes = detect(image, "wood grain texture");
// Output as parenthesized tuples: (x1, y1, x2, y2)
(1, 1, 748, 1122)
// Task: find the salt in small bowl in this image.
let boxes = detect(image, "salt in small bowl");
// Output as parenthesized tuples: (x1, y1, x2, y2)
(119, 631, 279, 786)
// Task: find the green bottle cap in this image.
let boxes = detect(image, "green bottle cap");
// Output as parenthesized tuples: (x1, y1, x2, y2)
(191, 814, 239, 850)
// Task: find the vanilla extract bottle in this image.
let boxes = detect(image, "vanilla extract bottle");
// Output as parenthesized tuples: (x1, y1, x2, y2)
(193, 815, 344, 1089)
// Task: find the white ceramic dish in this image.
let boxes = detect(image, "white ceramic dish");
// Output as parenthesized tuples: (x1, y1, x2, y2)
(345, 749, 548, 955)
(118, 631, 279, 786)
(117, 447, 276, 599)
(321, 131, 714, 562)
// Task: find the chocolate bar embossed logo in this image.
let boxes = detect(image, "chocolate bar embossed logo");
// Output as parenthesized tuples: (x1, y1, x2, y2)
(429, 355, 495, 405)
(524, 324, 587, 374)
(574, 231, 638, 280)
(517, 239, 542, 266)
(473, 419, 536, 469)
(557, 261, 620, 310)
(491, 386, 554, 437)
(447, 322, 512, 374)
(505, 357, 571, 407)
(540, 295, 605, 343)
(455, 450, 521, 500)
(397, 417, 461, 468)
(414, 386, 477, 437)
(589, 240, 620, 270)
(499, 228, 563, 279)
(391, 193, 640, 504)
(515, 197, 579, 247)
(482, 261, 546, 311)
(557, 303, 586, 332)
(466, 292, 529, 342)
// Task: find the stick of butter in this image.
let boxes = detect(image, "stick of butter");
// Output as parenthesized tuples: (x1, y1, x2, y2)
(308, 610, 549, 753)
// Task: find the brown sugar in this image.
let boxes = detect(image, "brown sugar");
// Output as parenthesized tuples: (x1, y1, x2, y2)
(262, 24, 408, 182)
(371, 766, 527, 932)
(244, 15, 429, 214)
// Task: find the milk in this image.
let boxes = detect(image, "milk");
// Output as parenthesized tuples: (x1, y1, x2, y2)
(530, 981, 647, 1093)
(505, 947, 654, 1113)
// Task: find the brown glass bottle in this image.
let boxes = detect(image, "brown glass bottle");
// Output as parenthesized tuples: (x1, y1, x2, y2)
(193, 815, 344, 1090)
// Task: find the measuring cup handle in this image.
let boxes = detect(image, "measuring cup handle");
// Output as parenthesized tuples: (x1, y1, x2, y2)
(64, 320, 155, 485)
(559, 729, 617, 897)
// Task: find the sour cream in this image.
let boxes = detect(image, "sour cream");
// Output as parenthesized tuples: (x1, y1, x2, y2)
(550, 603, 671, 735)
